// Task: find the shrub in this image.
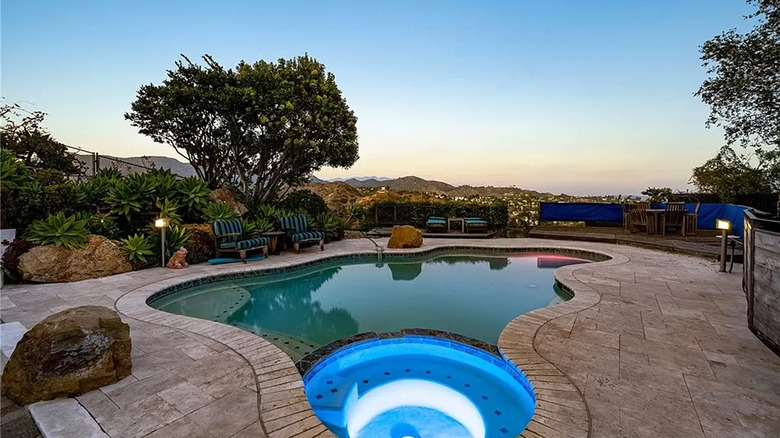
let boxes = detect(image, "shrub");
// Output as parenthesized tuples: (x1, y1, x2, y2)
(120, 233, 155, 265)
(153, 225, 193, 262)
(175, 176, 211, 219)
(314, 211, 344, 240)
(1, 238, 34, 283)
(32, 169, 66, 186)
(0, 149, 28, 188)
(155, 198, 182, 226)
(149, 168, 178, 200)
(183, 224, 215, 264)
(127, 172, 158, 209)
(106, 181, 142, 220)
(75, 212, 121, 239)
(279, 189, 328, 217)
(201, 201, 237, 222)
(27, 212, 90, 249)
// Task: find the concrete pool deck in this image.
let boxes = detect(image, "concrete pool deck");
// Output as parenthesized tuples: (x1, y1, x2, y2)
(1, 238, 778, 437)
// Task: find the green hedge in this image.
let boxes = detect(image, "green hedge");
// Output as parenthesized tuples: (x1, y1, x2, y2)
(364, 200, 508, 229)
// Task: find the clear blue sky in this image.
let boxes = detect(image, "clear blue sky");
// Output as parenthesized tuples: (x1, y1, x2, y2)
(2, 0, 753, 195)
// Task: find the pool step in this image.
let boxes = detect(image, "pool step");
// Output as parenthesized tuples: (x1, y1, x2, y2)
(308, 375, 358, 428)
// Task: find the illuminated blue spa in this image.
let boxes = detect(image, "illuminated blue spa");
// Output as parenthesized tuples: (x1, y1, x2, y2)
(303, 336, 536, 438)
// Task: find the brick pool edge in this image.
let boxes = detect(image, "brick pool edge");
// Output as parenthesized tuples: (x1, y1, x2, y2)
(115, 242, 627, 438)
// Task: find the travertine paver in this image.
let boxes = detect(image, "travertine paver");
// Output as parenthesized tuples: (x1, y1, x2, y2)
(1, 238, 778, 438)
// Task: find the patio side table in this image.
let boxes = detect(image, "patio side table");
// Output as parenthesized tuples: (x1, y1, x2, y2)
(261, 231, 287, 255)
(448, 217, 465, 233)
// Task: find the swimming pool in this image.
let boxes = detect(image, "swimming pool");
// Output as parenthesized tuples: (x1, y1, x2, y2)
(149, 250, 594, 360)
(303, 335, 536, 438)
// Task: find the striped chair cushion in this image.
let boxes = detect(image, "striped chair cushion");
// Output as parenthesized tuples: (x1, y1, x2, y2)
(280, 215, 309, 235)
(213, 219, 243, 236)
(219, 241, 238, 249)
(236, 237, 269, 250)
(428, 216, 446, 221)
(465, 218, 488, 224)
(427, 219, 446, 225)
(292, 231, 325, 242)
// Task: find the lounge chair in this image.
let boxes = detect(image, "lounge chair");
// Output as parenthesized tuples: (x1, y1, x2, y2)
(212, 219, 269, 262)
(426, 216, 447, 233)
(280, 215, 325, 253)
(683, 203, 700, 236)
(662, 202, 686, 235)
(464, 217, 488, 233)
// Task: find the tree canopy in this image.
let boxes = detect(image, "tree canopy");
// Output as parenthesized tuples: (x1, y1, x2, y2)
(126, 54, 359, 204)
(693, 0, 779, 196)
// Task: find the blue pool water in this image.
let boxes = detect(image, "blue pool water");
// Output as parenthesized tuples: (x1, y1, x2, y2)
(304, 335, 536, 438)
(151, 252, 591, 359)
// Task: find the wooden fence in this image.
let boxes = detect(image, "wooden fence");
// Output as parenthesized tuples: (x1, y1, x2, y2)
(744, 209, 780, 355)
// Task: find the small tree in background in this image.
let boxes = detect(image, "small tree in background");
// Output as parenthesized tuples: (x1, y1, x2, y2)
(126, 54, 359, 205)
(641, 187, 674, 203)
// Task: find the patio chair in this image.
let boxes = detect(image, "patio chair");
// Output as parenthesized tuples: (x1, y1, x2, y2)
(426, 216, 447, 233)
(464, 217, 489, 233)
(212, 219, 269, 263)
(663, 202, 687, 235)
(621, 203, 631, 231)
(629, 203, 649, 233)
(683, 203, 700, 236)
(280, 215, 325, 253)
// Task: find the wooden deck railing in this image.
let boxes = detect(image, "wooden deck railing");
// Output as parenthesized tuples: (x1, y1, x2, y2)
(743, 209, 780, 355)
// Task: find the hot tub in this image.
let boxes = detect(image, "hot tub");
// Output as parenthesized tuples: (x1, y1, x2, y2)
(302, 335, 536, 438)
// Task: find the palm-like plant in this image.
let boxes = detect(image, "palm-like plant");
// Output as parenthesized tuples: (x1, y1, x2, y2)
(27, 212, 90, 249)
(149, 168, 178, 199)
(314, 211, 343, 239)
(127, 172, 158, 208)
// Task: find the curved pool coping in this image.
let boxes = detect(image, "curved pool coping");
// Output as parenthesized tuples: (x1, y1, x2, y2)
(115, 242, 628, 438)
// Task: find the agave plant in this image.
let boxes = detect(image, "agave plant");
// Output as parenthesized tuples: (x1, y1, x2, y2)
(127, 172, 158, 208)
(120, 233, 155, 263)
(149, 168, 178, 199)
(155, 198, 182, 226)
(20, 181, 44, 195)
(314, 211, 344, 239)
(94, 167, 123, 180)
(27, 212, 90, 249)
(201, 201, 237, 222)
(175, 176, 211, 213)
(240, 218, 274, 237)
(153, 225, 193, 261)
(106, 182, 142, 220)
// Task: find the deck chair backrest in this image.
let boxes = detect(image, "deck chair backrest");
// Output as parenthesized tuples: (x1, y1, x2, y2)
(631, 203, 648, 223)
(280, 215, 309, 235)
(693, 202, 701, 214)
(213, 219, 243, 237)
(664, 202, 686, 225)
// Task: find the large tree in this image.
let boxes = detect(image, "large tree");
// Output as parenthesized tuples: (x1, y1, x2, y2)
(694, 0, 779, 193)
(126, 54, 359, 204)
(691, 146, 775, 202)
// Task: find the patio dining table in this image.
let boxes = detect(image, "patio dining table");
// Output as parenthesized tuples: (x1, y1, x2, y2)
(645, 208, 666, 235)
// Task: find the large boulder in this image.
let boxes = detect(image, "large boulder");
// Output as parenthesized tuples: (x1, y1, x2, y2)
(18, 235, 131, 283)
(387, 225, 423, 249)
(1, 306, 132, 405)
(210, 188, 248, 217)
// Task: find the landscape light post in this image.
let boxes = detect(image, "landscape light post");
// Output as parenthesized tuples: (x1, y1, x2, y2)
(155, 217, 169, 267)
(716, 219, 731, 272)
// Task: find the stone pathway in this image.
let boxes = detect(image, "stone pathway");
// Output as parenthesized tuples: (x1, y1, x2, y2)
(0, 238, 777, 437)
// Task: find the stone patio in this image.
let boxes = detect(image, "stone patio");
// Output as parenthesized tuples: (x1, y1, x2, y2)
(1, 238, 778, 437)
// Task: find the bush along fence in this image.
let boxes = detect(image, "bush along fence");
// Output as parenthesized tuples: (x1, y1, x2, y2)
(364, 200, 509, 230)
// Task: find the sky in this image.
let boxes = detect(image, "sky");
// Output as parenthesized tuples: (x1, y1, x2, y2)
(2, 0, 754, 195)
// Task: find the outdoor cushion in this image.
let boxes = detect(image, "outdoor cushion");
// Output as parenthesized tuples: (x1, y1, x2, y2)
(465, 218, 488, 224)
(237, 237, 269, 250)
(428, 216, 446, 221)
(291, 231, 325, 242)
(280, 215, 310, 235)
(426, 219, 446, 224)
(213, 219, 243, 236)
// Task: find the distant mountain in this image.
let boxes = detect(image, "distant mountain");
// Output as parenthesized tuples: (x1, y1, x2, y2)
(326, 176, 393, 182)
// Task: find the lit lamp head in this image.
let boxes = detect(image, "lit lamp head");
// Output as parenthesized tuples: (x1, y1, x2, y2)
(716, 219, 731, 231)
(154, 217, 169, 229)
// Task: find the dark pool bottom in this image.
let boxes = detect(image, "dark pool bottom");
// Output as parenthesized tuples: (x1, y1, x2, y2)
(303, 335, 535, 438)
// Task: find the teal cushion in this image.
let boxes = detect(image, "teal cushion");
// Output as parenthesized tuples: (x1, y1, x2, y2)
(292, 231, 325, 242)
(237, 237, 269, 250)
